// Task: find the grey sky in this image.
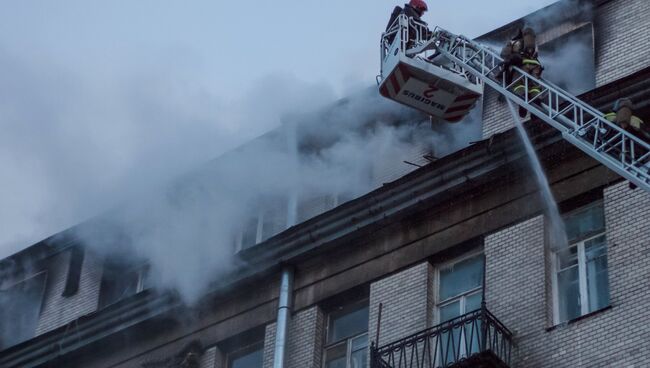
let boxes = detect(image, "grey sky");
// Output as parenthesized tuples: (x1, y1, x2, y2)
(0, 1, 558, 257)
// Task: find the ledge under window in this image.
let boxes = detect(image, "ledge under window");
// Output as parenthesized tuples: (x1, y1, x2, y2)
(546, 305, 613, 332)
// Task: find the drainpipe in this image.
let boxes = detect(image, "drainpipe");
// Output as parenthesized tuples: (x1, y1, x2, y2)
(273, 266, 294, 368)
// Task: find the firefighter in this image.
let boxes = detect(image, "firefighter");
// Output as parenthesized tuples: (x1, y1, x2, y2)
(385, 0, 431, 48)
(499, 27, 544, 116)
(604, 98, 649, 143)
(604, 98, 649, 189)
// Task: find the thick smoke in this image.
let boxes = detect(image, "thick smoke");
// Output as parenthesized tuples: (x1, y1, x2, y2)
(70, 87, 481, 302)
(0, 47, 335, 258)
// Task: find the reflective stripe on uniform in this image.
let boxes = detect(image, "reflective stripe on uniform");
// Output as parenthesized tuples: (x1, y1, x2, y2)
(631, 116, 644, 129)
(523, 59, 541, 66)
(604, 112, 616, 122)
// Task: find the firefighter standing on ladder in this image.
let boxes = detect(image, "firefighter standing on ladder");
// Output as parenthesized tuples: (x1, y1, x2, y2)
(500, 27, 544, 117)
(604, 98, 649, 144)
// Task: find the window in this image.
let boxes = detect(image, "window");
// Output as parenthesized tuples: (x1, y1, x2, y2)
(553, 202, 609, 324)
(436, 254, 484, 363)
(98, 260, 149, 309)
(0, 272, 47, 349)
(324, 302, 369, 368)
(437, 254, 484, 321)
(236, 196, 290, 251)
(297, 194, 338, 223)
(227, 343, 263, 368)
(539, 24, 595, 95)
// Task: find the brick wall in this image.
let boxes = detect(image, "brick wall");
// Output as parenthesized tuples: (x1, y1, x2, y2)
(484, 182, 650, 367)
(484, 215, 547, 365)
(262, 305, 324, 368)
(368, 262, 432, 347)
(35, 248, 102, 335)
(595, 0, 650, 86)
(481, 89, 515, 139)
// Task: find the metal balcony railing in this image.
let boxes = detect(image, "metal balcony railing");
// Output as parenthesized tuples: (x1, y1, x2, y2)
(371, 307, 513, 368)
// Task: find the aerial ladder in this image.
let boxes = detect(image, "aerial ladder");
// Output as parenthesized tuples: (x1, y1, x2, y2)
(378, 14, 650, 193)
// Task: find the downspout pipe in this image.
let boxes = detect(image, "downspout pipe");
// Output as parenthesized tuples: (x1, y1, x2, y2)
(273, 266, 294, 368)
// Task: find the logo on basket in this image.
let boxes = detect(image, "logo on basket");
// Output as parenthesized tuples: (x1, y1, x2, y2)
(402, 90, 445, 111)
(423, 85, 438, 98)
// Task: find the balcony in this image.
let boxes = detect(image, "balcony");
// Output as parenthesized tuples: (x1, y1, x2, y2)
(370, 307, 513, 368)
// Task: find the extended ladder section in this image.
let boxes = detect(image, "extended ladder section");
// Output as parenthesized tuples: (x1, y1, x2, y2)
(379, 18, 650, 192)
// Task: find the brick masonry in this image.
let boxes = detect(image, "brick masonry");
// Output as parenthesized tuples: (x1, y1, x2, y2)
(35, 248, 102, 335)
(485, 182, 650, 367)
(262, 305, 324, 368)
(368, 262, 432, 347)
(595, 0, 650, 87)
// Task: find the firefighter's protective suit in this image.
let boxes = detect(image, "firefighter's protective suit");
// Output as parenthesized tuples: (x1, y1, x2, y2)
(499, 28, 544, 116)
(604, 99, 649, 144)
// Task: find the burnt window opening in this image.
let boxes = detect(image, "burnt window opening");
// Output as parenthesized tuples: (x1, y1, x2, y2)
(98, 259, 149, 309)
(0, 272, 47, 349)
(62, 246, 85, 297)
(539, 23, 596, 96)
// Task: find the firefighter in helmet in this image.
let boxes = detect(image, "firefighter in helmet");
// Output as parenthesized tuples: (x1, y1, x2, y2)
(385, 0, 431, 48)
(500, 27, 545, 116)
(604, 98, 649, 189)
(604, 98, 649, 144)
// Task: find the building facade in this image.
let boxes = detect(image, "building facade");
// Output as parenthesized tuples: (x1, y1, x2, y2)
(1, 0, 649, 367)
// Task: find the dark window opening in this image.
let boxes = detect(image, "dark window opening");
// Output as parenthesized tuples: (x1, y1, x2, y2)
(539, 24, 596, 95)
(98, 260, 149, 309)
(62, 246, 85, 297)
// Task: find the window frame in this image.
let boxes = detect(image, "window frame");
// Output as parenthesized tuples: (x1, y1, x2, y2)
(551, 232, 608, 325)
(434, 251, 485, 325)
(551, 201, 609, 325)
(225, 341, 264, 368)
(322, 300, 369, 368)
(98, 261, 149, 309)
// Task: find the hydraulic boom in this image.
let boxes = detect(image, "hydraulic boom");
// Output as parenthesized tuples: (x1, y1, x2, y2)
(378, 15, 650, 193)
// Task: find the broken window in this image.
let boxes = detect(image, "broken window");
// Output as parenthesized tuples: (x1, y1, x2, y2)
(539, 23, 596, 95)
(553, 201, 609, 324)
(324, 301, 369, 368)
(227, 342, 263, 368)
(0, 272, 47, 349)
(98, 260, 149, 309)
